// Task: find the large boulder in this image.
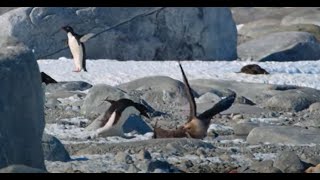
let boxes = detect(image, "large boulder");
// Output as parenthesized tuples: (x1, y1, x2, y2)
(0, 7, 16, 15)
(81, 84, 133, 117)
(45, 81, 92, 93)
(273, 151, 305, 173)
(263, 88, 320, 112)
(42, 133, 71, 162)
(0, 37, 45, 169)
(190, 79, 320, 112)
(247, 126, 320, 145)
(117, 76, 193, 109)
(281, 8, 320, 27)
(238, 18, 281, 36)
(0, 164, 47, 173)
(238, 16, 320, 41)
(231, 7, 311, 25)
(238, 31, 320, 61)
(189, 79, 272, 105)
(0, 7, 237, 60)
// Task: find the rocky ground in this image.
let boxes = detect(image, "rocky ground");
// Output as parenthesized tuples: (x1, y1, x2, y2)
(41, 76, 320, 173)
(233, 7, 320, 62)
(2, 7, 320, 173)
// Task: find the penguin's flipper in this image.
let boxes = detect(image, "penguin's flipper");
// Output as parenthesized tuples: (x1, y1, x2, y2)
(105, 99, 116, 104)
(198, 91, 236, 121)
(80, 33, 96, 43)
(62, 39, 68, 46)
(81, 43, 87, 72)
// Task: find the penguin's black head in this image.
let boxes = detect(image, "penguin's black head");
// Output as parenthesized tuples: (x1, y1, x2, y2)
(62, 26, 74, 33)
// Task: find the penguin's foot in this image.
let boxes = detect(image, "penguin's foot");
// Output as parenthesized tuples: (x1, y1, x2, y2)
(73, 67, 81, 72)
(87, 132, 99, 140)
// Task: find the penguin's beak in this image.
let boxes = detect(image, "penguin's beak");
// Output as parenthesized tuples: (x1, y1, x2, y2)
(61, 26, 67, 32)
(140, 111, 150, 119)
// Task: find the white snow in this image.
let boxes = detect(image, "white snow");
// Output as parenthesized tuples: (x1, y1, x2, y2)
(218, 139, 246, 144)
(38, 58, 320, 90)
(253, 153, 277, 161)
(207, 124, 234, 133)
(44, 120, 153, 145)
(236, 24, 244, 31)
(39, 58, 320, 172)
(237, 117, 287, 125)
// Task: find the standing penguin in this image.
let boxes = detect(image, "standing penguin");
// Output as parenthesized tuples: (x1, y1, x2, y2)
(61, 26, 87, 72)
(91, 98, 150, 138)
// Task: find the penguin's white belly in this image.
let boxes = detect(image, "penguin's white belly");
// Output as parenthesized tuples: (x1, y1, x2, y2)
(96, 107, 139, 137)
(67, 33, 83, 69)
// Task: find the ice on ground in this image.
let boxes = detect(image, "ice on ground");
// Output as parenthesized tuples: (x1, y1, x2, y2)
(38, 58, 320, 90)
(207, 124, 234, 133)
(44, 118, 153, 145)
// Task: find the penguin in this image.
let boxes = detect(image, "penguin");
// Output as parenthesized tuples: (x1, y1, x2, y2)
(91, 98, 150, 138)
(61, 26, 87, 72)
(178, 61, 236, 139)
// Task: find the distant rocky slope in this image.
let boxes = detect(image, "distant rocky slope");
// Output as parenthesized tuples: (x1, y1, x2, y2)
(0, 7, 237, 61)
(233, 7, 320, 61)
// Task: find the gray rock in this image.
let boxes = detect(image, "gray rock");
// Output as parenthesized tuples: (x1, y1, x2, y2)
(250, 160, 281, 173)
(233, 122, 259, 136)
(127, 164, 140, 173)
(238, 31, 320, 62)
(222, 104, 269, 115)
(195, 92, 221, 104)
(115, 152, 133, 164)
(42, 133, 71, 162)
(183, 160, 194, 168)
(190, 79, 271, 105)
(81, 84, 131, 117)
(238, 18, 281, 36)
(165, 143, 181, 154)
(117, 76, 193, 108)
(238, 34, 254, 45)
(263, 88, 320, 112)
(45, 81, 92, 93)
(73, 138, 214, 156)
(122, 114, 153, 134)
(147, 160, 171, 172)
(71, 106, 80, 112)
(0, 37, 45, 170)
(0, 165, 47, 173)
(273, 151, 305, 173)
(137, 150, 152, 160)
(196, 148, 207, 157)
(239, 17, 320, 41)
(0, 7, 237, 60)
(45, 98, 60, 108)
(46, 91, 86, 99)
(235, 96, 255, 105)
(231, 7, 306, 25)
(0, 7, 16, 15)
(153, 168, 167, 173)
(281, 8, 320, 27)
(300, 154, 320, 166)
(231, 114, 243, 120)
(247, 126, 320, 145)
(308, 102, 320, 112)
